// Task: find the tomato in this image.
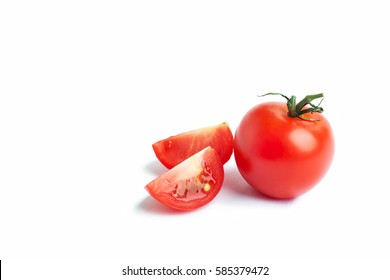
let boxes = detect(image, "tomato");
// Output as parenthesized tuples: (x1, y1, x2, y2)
(145, 147, 224, 210)
(234, 93, 334, 199)
(152, 122, 233, 169)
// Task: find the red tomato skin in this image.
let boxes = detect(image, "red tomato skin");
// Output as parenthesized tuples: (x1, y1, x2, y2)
(234, 102, 334, 199)
(152, 122, 233, 169)
(145, 147, 224, 210)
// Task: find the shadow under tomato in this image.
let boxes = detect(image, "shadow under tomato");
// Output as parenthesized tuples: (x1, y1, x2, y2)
(137, 196, 190, 215)
(222, 164, 296, 204)
(144, 159, 167, 176)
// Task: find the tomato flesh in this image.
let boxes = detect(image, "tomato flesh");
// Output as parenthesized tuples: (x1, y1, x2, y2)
(234, 102, 334, 199)
(145, 147, 224, 210)
(152, 122, 233, 169)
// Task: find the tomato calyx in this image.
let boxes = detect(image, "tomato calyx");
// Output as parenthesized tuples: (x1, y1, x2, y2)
(259, 93, 325, 121)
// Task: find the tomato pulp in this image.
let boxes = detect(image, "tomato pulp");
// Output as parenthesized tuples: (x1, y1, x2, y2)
(145, 147, 224, 210)
(234, 98, 334, 199)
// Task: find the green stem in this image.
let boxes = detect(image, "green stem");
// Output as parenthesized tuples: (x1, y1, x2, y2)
(259, 93, 325, 121)
(295, 93, 324, 114)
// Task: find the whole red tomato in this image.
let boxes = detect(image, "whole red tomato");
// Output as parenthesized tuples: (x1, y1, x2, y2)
(234, 93, 334, 199)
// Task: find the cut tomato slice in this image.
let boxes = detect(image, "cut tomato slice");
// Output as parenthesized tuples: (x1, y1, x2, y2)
(152, 122, 233, 169)
(145, 147, 224, 211)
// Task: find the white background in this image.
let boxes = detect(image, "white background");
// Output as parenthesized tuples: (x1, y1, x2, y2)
(1, 0, 390, 279)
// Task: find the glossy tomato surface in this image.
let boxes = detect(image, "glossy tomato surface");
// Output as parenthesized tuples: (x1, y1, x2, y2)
(145, 147, 224, 210)
(234, 102, 334, 199)
(152, 122, 233, 169)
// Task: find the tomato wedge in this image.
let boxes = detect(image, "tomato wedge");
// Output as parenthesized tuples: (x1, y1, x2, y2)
(152, 122, 233, 169)
(145, 147, 224, 211)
